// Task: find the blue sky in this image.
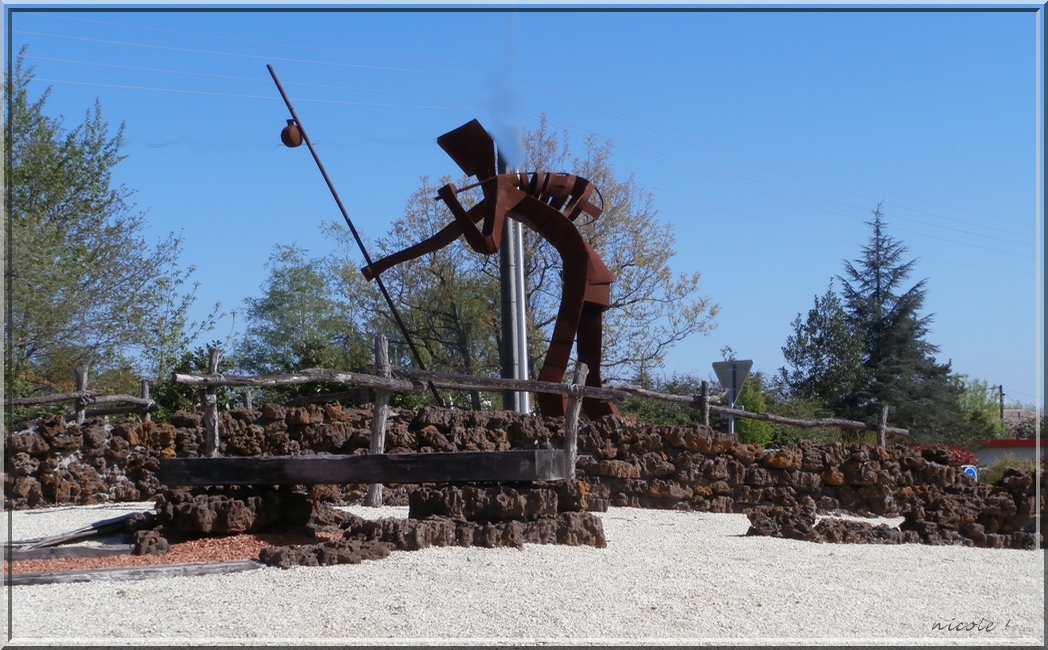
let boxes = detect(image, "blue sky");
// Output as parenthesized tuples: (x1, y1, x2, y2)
(4, 2, 1044, 410)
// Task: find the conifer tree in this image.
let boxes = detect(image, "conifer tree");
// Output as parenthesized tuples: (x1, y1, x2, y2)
(781, 204, 965, 439)
(836, 204, 962, 435)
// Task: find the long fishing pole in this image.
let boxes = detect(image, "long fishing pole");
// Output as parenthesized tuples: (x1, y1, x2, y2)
(266, 64, 444, 407)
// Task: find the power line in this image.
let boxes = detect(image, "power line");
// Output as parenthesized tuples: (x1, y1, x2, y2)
(533, 82, 1034, 232)
(16, 29, 473, 77)
(32, 77, 472, 113)
(38, 13, 476, 72)
(26, 54, 401, 96)
(549, 118, 1039, 261)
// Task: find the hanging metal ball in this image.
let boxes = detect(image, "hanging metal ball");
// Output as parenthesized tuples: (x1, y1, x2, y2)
(280, 119, 303, 148)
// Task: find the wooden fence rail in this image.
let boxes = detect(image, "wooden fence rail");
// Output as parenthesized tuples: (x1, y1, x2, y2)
(374, 368, 907, 440)
(4, 364, 159, 424)
(163, 337, 588, 490)
(171, 343, 909, 445)
(159, 338, 908, 496)
(4, 346, 908, 448)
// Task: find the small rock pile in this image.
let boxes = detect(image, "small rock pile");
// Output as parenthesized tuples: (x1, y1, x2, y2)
(259, 484, 606, 569)
(153, 485, 318, 536)
(5, 414, 164, 507)
(745, 466, 1040, 549)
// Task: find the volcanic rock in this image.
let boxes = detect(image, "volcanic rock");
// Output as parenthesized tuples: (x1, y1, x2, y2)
(407, 486, 559, 521)
(259, 538, 395, 568)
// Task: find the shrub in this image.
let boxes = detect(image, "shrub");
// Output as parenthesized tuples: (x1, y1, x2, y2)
(980, 453, 1040, 485)
(1009, 413, 1045, 439)
(735, 382, 774, 446)
(908, 442, 980, 468)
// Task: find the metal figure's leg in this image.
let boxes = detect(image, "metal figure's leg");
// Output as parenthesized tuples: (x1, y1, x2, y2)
(576, 300, 618, 419)
(534, 254, 590, 417)
(509, 196, 616, 418)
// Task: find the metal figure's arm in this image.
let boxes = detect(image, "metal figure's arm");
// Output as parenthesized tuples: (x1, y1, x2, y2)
(563, 176, 603, 223)
(360, 200, 483, 280)
(436, 183, 503, 255)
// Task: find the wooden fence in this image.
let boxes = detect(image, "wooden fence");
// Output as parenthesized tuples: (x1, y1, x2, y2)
(156, 336, 908, 496)
(159, 336, 591, 495)
(3, 341, 910, 449)
(4, 364, 159, 424)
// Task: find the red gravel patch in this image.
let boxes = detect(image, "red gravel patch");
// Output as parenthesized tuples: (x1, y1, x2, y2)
(8, 530, 341, 575)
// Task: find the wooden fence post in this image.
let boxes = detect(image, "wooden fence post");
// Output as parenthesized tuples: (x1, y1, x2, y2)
(141, 380, 152, 422)
(562, 363, 589, 480)
(877, 404, 889, 448)
(241, 390, 253, 412)
(700, 380, 710, 428)
(201, 347, 221, 458)
(74, 364, 89, 425)
(365, 336, 392, 507)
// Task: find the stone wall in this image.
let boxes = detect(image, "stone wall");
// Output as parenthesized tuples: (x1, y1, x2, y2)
(4, 404, 1042, 548)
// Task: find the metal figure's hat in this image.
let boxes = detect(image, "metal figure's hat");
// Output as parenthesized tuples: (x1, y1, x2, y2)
(437, 119, 497, 181)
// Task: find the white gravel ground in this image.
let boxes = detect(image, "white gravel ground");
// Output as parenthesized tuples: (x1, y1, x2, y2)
(3, 502, 1044, 646)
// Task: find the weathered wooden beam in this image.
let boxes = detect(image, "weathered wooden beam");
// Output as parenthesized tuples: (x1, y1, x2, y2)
(701, 381, 711, 427)
(65, 394, 160, 420)
(609, 382, 727, 406)
(365, 336, 392, 507)
(22, 511, 154, 549)
(5, 390, 105, 407)
(391, 367, 630, 402)
(172, 368, 414, 392)
(80, 394, 158, 408)
(159, 450, 570, 486)
(710, 406, 909, 436)
(142, 379, 152, 422)
(168, 361, 908, 437)
(563, 363, 588, 479)
(201, 347, 222, 458)
(5, 560, 265, 586)
(877, 404, 890, 447)
(8, 544, 135, 561)
(74, 363, 89, 424)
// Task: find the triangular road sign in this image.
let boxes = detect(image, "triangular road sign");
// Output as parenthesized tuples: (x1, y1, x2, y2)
(712, 360, 753, 406)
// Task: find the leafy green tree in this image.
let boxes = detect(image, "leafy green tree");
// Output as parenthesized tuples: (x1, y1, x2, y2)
(779, 282, 863, 407)
(953, 375, 1007, 440)
(332, 114, 719, 408)
(4, 48, 214, 406)
(236, 244, 371, 403)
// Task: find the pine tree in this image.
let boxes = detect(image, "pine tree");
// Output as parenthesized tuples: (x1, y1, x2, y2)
(835, 204, 962, 437)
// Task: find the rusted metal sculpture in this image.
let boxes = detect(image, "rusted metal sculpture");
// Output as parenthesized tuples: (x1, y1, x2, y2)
(361, 119, 618, 420)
